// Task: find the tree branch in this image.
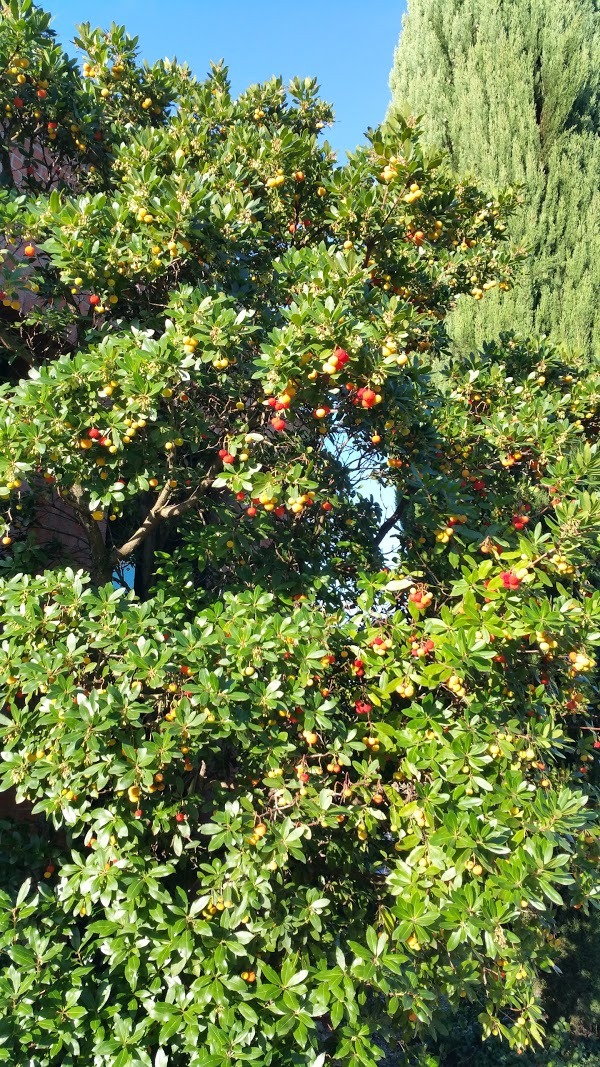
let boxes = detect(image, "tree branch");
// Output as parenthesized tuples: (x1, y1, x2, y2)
(114, 481, 172, 561)
(375, 500, 404, 546)
(114, 466, 218, 562)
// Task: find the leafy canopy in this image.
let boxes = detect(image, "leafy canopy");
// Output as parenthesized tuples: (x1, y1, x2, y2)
(0, 3, 598, 1066)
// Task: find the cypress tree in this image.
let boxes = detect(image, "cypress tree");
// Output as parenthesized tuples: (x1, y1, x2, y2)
(389, 0, 600, 355)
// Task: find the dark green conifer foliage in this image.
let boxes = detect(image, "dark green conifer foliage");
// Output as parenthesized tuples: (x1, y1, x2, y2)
(389, 0, 600, 355)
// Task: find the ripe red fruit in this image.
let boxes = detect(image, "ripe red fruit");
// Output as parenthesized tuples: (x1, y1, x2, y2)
(37, 88, 47, 99)
(333, 347, 350, 366)
(512, 514, 529, 530)
(472, 479, 486, 491)
(271, 417, 286, 432)
(501, 571, 521, 590)
(355, 700, 372, 716)
(246, 506, 257, 517)
(274, 505, 286, 517)
(134, 809, 143, 818)
(23, 243, 36, 257)
(13, 97, 23, 108)
(222, 453, 235, 465)
(353, 658, 365, 676)
(175, 812, 186, 823)
(88, 427, 101, 439)
(361, 388, 376, 408)
(89, 294, 100, 306)
(47, 122, 58, 131)
(267, 397, 278, 408)
(321, 501, 333, 512)
(236, 491, 245, 501)
(218, 448, 228, 458)
(93, 130, 103, 141)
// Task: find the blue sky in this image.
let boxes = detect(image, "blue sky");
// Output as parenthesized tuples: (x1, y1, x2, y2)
(51, 1, 404, 159)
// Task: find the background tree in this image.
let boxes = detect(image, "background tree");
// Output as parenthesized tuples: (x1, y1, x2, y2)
(390, 5, 600, 1057)
(0, 4, 598, 1066)
(388, 0, 600, 356)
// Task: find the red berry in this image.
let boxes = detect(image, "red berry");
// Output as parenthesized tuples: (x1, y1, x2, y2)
(274, 505, 286, 517)
(89, 294, 100, 306)
(501, 571, 521, 590)
(222, 453, 235, 465)
(361, 388, 376, 408)
(333, 347, 350, 365)
(88, 427, 101, 439)
(175, 812, 186, 823)
(321, 501, 333, 512)
(218, 448, 228, 458)
(236, 491, 246, 501)
(271, 417, 286, 432)
(134, 809, 143, 818)
(355, 700, 372, 716)
(13, 97, 23, 108)
(246, 506, 257, 517)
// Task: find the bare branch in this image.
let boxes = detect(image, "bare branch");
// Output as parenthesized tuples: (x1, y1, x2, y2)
(114, 481, 172, 561)
(114, 465, 218, 562)
(375, 500, 404, 546)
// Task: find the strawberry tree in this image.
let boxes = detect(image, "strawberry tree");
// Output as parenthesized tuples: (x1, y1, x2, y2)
(0, 4, 598, 1066)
